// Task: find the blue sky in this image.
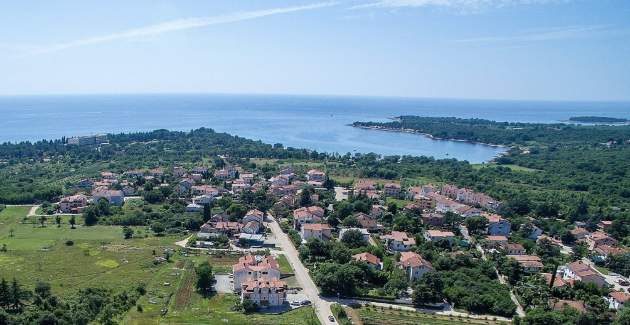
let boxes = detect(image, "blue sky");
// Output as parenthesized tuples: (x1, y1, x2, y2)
(1, 0, 629, 100)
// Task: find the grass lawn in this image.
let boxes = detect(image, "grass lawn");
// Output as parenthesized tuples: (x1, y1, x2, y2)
(356, 306, 508, 325)
(472, 163, 539, 173)
(385, 198, 413, 209)
(276, 254, 294, 274)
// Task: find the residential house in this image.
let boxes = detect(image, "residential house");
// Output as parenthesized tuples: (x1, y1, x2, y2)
(484, 213, 511, 236)
(421, 213, 445, 227)
(191, 185, 219, 197)
(504, 243, 526, 255)
(485, 235, 508, 248)
(352, 252, 382, 270)
(193, 194, 215, 206)
(232, 255, 281, 291)
(306, 169, 326, 183)
(355, 213, 380, 232)
(542, 272, 569, 288)
(243, 209, 265, 224)
(77, 179, 94, 189)
(424, 230, 455, 244)
(293, 206, 325, 229)
(381, 231, 416, 251)
(592, 245, 628, 263)
(587, 231, 618, 249)
(608, 291, 630, 310)
(383, 183, 401, 197)
(91, 189, 124, 206)
(454, 205, 482, 218)
(528, 225, 544, 240)
(551, 300, 586, 313)
(301, 224, 333, 242)
(354, 180, 376, 196)
(370, 205, 386, 218)
(240, 279, 287, 307)
(570, 227, 590, 241)
(509, 255, 544, 273)
(398, 251, 433, 281)
(59, 194, 88, 213)
(124, 169, 144, 178)
(186, 203, 203, 212)
(562, 261, 607, 288)
(599, 220, 613, 232)
(173, 166, 186, 177)
(198, 221, 242, 239)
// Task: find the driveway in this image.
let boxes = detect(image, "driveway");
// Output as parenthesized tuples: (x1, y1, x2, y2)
(214, 274, 234, 293)
(266, 214, 335, 325)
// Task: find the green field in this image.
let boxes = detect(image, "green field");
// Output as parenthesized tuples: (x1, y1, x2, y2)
(356, 306, 508, 325)
(472, 163, 539, 173)
(276, 254, 293, 274)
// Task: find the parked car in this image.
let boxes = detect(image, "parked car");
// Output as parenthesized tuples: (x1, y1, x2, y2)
(328, 315, 335, 322)
(618, 279, 629, 286)
(301, 300, 311, 305)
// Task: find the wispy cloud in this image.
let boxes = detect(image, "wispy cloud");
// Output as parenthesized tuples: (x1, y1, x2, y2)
(351, 0, 568, 11)
(452, 24, 620, 44)
(32, 2, 337, 54)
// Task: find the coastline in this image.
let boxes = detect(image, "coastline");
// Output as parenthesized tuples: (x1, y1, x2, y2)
(351, 124, 509, 149)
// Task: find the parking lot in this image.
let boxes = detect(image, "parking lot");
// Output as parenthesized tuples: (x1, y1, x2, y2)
(214, 274, 234, 293)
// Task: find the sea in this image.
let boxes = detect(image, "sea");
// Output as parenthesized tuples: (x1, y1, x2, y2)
(0, 94, 628, 163)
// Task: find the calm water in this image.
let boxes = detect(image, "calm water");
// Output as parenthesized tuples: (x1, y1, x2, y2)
(0, 94, 629, 163)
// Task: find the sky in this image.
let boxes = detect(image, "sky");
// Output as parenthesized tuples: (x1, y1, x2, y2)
(1, 0, 629, 101)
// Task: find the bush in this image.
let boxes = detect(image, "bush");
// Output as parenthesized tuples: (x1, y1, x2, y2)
(65, 240, 74, 246)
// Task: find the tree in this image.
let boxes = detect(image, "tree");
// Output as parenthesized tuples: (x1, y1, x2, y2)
(384, 268, 408, 297)
(69, 215, 76, 229)
(300, 189, 312, 207)
(242, 299, 258, 313)
(151, 222, 165, 236)
(195, 261, 215, 296)
(341, 229, 367, 249)
(413, 272, 444, 305)
(39, 215, 46, 227)
(83, 206, 99, 226)
(123, 226, 134, 239)
(330, 244, 351, 264)
(0, 278, 9, 309)
(465, 216, 488, 235)
(615, 305, 630, 325)
(203, 204, 211, 222)
(55, 215, 61, 227)
(313, 263, 364, 297)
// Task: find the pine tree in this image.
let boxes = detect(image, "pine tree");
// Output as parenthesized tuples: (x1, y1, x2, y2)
(0, 278, 9, 309)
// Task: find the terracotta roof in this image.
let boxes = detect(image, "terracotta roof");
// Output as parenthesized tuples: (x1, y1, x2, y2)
(486, 235, 508, 241)
(383, 231, 416, 245)
(570, 227, 589, 236)
(508, 255, 543, 268)
(353, 252, 381, 266)
(426, 230, 455, 238)
(399, 252, 433, 269)
(241, 279, 287, 292)
(542, 273, 568, 288)
(233, 255, 279, 273)
(483, 213, 504, 223)
(611, 291, 630, 303)
(302, 223, 332, 231)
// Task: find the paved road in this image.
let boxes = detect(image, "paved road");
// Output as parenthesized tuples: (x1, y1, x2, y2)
(266, 214, 335, 325)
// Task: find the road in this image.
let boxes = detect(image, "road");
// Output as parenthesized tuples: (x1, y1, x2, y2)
(266, 214, 335, 325)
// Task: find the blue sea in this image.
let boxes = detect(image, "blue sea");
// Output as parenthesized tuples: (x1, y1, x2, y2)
(0, 94, 628, 163)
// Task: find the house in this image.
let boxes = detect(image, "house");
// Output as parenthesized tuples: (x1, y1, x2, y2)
(454, 205, 482, 218)
(608, 291, 630, 310)
(599, 220, 613, 232)
(186, 203, 203, 212)
(191, 185, 219, 197)
(243, 209, 265, 224)
(352, 252, 382, 270)
(397, 251, 433, 281)
(198, 221, 242, 238)
(301, 224, 333, 242)
(149, 168, 164, 177)
(592, 245, 628, 263)
(269, 175, 290, 187)
(173, 166, 186, 177)
(570, 227, 590, 241)
(504, 243, 526, 255)
(77, 179, 94, 189)
(240, 173, 256, 184)
(238, 233, 265, 246)
(421, 213, 445, 227)
(100, 171, 117, 180)
(193, 194, 215, 206)
(232, 255, 281, 291)
(424, 230, 455, 244)
(433, 194, 465, 213)
(122, 185, 136, 196)
(191, 173, 204, 182)
(293, 206, 325, 229)
(242, 221, 262, 235)
(412, 195, 436, 210)
(339, 228, 370, 242)
(240, 279, 287, 307)
(124, 169, 144, 178)
(354, 180, 376, 196)
(485, 235, 508, 248)
(306, 169, 326, 183)
(528, 225, 544, 240)
(59, 194, 88, 213)
(231, 180, 251, 194)
(178, 178, 194, 193)
(587, 231, 618, 249)
(508, 255, 544, 273)
(214, 168, 232, 180)
(542, 272, 569, 288)
(91, 189, 124, 206)
(381, 231, 416, 251)
(383, 183, 401, 197)
(370, 205, 386, 218)
(355, 213, 380, 232)
(192, 166, 208, 175)
(484, 213, 511, 236)
(551, 300, 586, 313)
(562, 261, 607, 288)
